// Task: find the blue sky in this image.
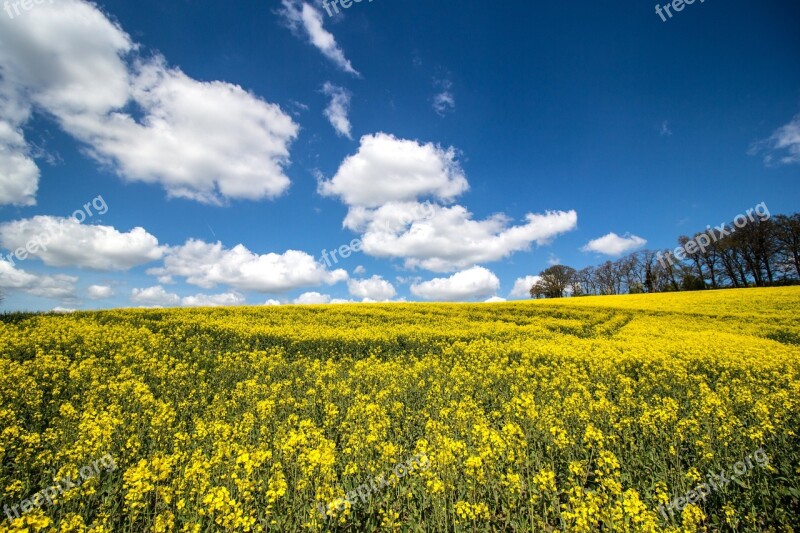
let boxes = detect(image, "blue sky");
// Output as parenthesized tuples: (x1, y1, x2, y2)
(0, 0, 798, 310)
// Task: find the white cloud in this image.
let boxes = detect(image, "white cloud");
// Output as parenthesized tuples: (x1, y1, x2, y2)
(581, 232, 647, 256)
(87, 284, 113, 299)
(0, 0, 299, 205)
(181, 292, 245, 307)
(0, 106, 39, 206)
(78, 60, 299, 204)
(510, 275, 542, 299)
(320, 133, 577, 272)
(0, 73, 43, 207)
(433, 79, 455, 116)
(752, 113, 800, 165)
(0, 0, 133, 116)
(410, 266, 500, 301)
(130, 285, 245, 307)
(0, 216, 165, 270)
(322, 82, 352, 139)
(353, 265, 366, 275)
(264, 299, 283, 306)
(347, 275, 396, 301)
(280, 0, 359, 76)
(346, 202, 578, 272)
(318, 133, 468, 208)
(659, 120, 672, 137)
(485, 296, 506, 303)
(130, 285, 180, 307)
(0, 259, 77, 299)
(149, 239, 348, 293)
(293, 291, 331, 304)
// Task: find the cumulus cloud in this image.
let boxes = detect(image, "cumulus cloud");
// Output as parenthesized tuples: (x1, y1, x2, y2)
(485, 296, 506, 303)
(130, 286, 181, 307)
(293, 291, 331, 304)
(581, 232, 647, 256)
(322, 82, 352, 139)
(346, 202, 578, 272)
(264, 299, 283, 306)
(0, 259, 76, 299)
(0, 0, 132, 117)
(181, 292, 245, 307)
(280, 0, 359, 75)
(318, 133, 468, 208)
(79, 60, 299, 204)
(0, 90, 39, 206)
(0, 0, 299, 205)
(510, 275, 542, 299)
(0, 129, 38, 205)
(751, 113, 800, 165)
(0, 216, 165, 270)
(149, 239, 348, 293)
(131, 285, 245, 307)
(347, 275, 396, 301)
(410, 266, 500, 301)
(87, 284, 113, 299)
(321, 133, 578, 271)
(353, 265, 366, 275)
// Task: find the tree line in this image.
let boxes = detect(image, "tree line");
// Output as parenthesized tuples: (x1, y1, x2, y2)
(530, 212, 800, 298)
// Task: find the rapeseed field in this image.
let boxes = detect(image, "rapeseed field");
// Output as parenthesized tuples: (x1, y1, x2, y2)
(1, 287, 798, 532)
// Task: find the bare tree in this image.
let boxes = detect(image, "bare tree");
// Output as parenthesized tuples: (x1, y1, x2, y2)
(594, 261, 621, 295)
(733, 224, 765, 286)
(716, 237, 749, 288)
(657, 249, 682, 291)
(774, 214, 800, 280)
(679, 235, 706, 289)
(640, 250, 669, 292)
(697, 233, 721, 289)
(616, 254, 644, 294)
(576, 266, 597, 296)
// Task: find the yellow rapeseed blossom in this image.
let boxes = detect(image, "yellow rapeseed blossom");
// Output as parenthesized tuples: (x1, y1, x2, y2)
(0, 287, 797, 531)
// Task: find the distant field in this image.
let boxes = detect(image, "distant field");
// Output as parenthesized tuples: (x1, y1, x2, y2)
(1, 287, 799, 532)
